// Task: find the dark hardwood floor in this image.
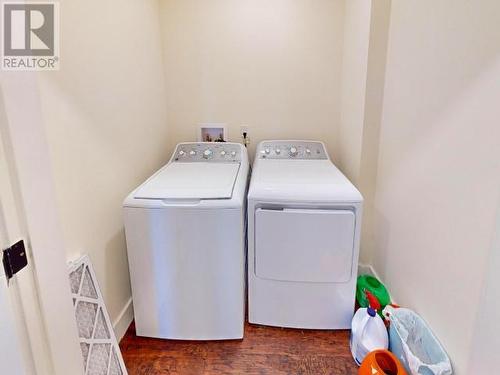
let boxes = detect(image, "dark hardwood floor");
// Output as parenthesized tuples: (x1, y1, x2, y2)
(120, 321, 358, 375)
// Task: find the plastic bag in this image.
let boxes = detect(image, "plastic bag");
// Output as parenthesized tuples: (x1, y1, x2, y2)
(384, 306, 452, 375)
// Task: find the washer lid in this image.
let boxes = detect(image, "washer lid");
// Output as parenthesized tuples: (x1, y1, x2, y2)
(134, 162, 240, 200)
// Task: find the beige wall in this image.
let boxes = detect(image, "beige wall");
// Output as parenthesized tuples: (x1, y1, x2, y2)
(338, 0, 371, 184)
(37, 0, 170, 336)
(371, 1, 500, 373)
(25, 2, 500, 371)
(338, 0, 391, 263)
(159, 0, 344, 160)
(35, 0, 346, 340)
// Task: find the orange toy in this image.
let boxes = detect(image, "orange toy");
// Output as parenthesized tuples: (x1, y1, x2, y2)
(359, 350, 407, 375)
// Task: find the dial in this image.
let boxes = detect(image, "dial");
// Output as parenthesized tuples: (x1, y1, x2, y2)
(220, 150, 226, 156)
(275, 148, 281, 154)
(189, 150, 196, 156)
(203, 149, 213, 159)
(305, 148, 311, 155)
(265, 148, 271, 154)
(231, 151, 237, 157)
(289, 146, 298, 157)
(178, 150, 186, 156)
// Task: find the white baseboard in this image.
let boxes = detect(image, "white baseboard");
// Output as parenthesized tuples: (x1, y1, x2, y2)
(113, 297, 134, 342)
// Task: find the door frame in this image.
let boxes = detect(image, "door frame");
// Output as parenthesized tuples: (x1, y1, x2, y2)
(0, 71, 83, 374)
(0, 115, 39, 374)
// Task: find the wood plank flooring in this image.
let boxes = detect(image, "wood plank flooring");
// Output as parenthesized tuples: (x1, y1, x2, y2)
(120, 321, 358, 375)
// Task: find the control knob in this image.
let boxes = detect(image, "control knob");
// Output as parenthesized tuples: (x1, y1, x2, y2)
(289, 146, 298, 157)
(179, 150, 186, 156)
(203, 149, 213, 159)
(189, 150, 196, 156)
(220, 150, 226, 156)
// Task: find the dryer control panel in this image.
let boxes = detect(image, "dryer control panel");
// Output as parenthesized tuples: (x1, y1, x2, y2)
(173, 143, 242, 162)
(257, 141, 328, 160)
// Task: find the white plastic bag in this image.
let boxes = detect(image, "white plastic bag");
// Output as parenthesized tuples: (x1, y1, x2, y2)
(384, 306, 452, 375)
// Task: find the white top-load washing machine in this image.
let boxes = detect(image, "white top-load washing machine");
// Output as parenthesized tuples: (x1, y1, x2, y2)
(124, 142, 249, 340)
(247, 140, 363, 329)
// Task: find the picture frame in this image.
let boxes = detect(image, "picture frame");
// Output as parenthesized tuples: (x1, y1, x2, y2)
(198, 124, 226, 142)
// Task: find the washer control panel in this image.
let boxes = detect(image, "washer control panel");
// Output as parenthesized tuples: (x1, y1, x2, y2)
(257, 141, 328, 160)
(173, 143, 241, 162)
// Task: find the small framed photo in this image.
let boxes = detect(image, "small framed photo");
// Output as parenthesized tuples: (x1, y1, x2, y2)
(199, 124, 226, 142)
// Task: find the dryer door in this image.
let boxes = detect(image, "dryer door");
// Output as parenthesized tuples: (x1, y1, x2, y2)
(255, 208, 355, 283)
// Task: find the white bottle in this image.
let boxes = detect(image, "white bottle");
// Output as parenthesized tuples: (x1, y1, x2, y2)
(350, 305, 389, 365)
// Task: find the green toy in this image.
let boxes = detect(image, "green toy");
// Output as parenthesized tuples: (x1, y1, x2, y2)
(356, 275, 391, 315)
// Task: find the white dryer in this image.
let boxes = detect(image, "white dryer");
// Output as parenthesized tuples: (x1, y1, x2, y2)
(124, 142, 248, 340)
(247, 140, 363, 329)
